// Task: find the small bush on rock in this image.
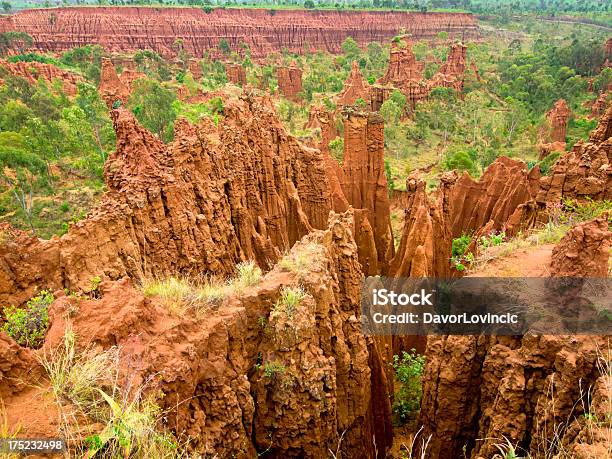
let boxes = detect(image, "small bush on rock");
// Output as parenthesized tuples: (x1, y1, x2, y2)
(392, 349, 425, 426)
(3, 290, 53, 348)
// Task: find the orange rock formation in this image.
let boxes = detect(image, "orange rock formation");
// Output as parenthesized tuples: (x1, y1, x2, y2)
(2, 210, 393, 457)
(0, 7, 479, 58)
(0, 94, 332, 305)
(338, 61, 371, 107)
(0, 58, 82, 95)
(276, 61, 303, 101)
(419, 216, 611, 459)
(339, 109, 394, 273)
(538, 99, 571, 158)
(225, 63, 247, 86)
(98, 57, 130, 107)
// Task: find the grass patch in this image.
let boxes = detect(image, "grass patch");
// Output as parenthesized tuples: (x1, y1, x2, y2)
(141, 260, 263, 314)
(278, 242, 325, 278)
(39, 327, 186, 458)
(271, 286, 306, 319)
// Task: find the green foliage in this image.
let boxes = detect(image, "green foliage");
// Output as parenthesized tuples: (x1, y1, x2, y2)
(384, 158, 394, 191)
(0, 31, 32, 55)
(219, 38, 231, 55)
(537, 151, 561, 176)
(60, 45, 103, 83)
(2, 290, 53, 348)
(128, 78, 177, 142)
(328, 137, 344, 164)
(263, 361, 286, 378)
(451, 234, 474, 272)
(273, 286, 306, 318)
(391, 350, 425, 426)
(478, 231, 506, 251)
(380, 99, 402, 125)
(304, 0, 315, 8)
(442, 149, 478, 176)
(133, 49, 171, 81)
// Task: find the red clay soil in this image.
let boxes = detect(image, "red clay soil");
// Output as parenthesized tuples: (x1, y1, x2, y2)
(277, 62, 303, 101)
(538, 99, 571, 159)
(0, 7, 479, 59)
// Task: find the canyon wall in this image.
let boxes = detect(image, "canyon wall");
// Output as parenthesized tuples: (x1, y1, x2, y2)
(419, 215, 611, 459)
(4, 210, 393, 458)
(0, 7, 479, 59)
(0, 93, 332, 306)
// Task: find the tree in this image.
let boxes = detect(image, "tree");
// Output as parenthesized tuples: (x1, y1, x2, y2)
(2, 2, 11, 13)
(341, 37, 360, 62)
(219, 38, 231, 55)
(0, 146, 46, 231)
(0, 31, 32, 55)
(304, 0, 315, 8)
(128, 79, 177, 142)
(380, 99, 402, 125)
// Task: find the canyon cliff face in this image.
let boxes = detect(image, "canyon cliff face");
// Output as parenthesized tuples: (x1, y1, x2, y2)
(0, 7, 478, 59)
(0, 94, 332, 306)
(419, 216, 611, 459)
(389, 174, 453, 278)
(3, 210, 393, 458)
(0, 58, 82, 95)
(536, 102, 611, 205)
(277, 62, 303, 101)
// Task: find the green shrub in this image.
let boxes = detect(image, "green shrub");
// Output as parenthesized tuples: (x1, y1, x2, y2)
(451, 234, 473, 272)
(272, 286, 306, 318)
(391, 350, 425, 425)
(537, 151, 561, 176)
(443, 150, 477, 176)
(263, 361, 286, 378)
(3, 290, 53, 348)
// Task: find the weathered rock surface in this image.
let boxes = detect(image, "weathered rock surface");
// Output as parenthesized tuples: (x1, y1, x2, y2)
(5, 211, 392, 458)
(538, 99, 571, 158)
(226, 63, 247, 86)
(277, 61, 302, 101)
(0, 58, 82, 95)
(590, 91, 609, 119)
(447, 156, 541, 238)
(430, 42, 468, 92)
(550, 216, 611, 277)
(377, 37, 423, 88)
(0, 94, 332, 305)
(338, 61, 371, 107)
(0, 7, 479, 59)
(419, 216, 611, 459)
(537, 101, 612, 204)
(339, 109, 394, 273)
(389, 174, 452, 278)
(98, 57, 130, 107)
